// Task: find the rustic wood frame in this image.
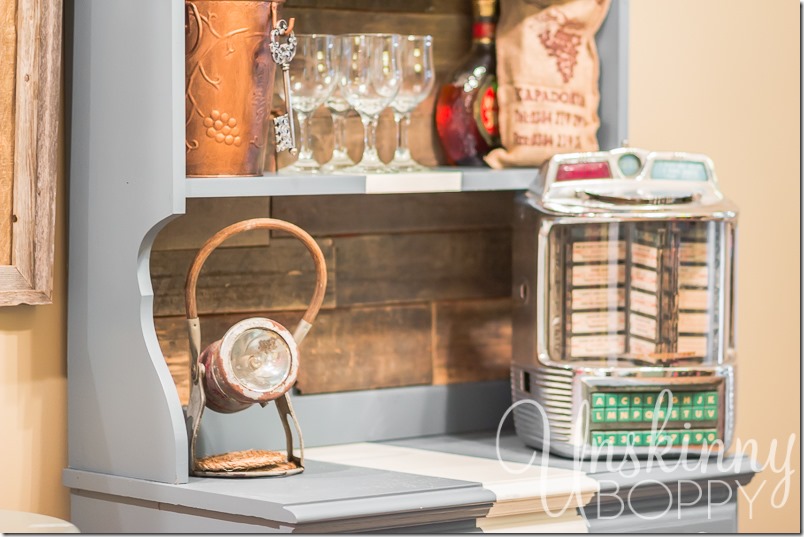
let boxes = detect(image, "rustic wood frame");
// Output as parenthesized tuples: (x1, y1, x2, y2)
(0, 0, 62, 306)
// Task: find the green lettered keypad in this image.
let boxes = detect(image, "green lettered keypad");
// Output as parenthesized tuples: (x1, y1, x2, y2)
(588, 389, 721, 447)
(588, 389, 720, 424)
(590, 428, 720, 447)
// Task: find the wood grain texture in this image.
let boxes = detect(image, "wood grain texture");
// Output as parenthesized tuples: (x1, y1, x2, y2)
(433, 299, 512, 385)
(284, 0, 470, 15)
(0, 0, 16, 266)
(150, 238, 336, 317)
(0, 0, 61, 306)
(272, 191, 514, 236)
(295, 304, 433, 394)
(282, 8, 470, 74)
(153, 197, 272, 251)
(335, 230, 512, 307)
(156, 304, 433, 403)
(12, 0, 39, 285)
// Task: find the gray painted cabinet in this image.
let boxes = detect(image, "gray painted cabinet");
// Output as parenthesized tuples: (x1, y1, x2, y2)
(63, 0, 754, 532)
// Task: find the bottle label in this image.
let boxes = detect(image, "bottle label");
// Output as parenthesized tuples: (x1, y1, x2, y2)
(472, 21, 496, 41)
(474, 76, 499, 144)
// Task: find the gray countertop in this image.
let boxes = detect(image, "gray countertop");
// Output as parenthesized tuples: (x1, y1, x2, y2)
(64, 430, 756, 532)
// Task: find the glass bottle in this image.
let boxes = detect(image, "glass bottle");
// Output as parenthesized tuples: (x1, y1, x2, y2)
(435, 0, 501, 166)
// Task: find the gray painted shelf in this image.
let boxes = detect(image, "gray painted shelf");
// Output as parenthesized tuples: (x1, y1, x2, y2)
(186, 168, 539, 198)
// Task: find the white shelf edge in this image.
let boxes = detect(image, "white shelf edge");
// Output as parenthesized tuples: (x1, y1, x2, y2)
(185, 168, 539, 198)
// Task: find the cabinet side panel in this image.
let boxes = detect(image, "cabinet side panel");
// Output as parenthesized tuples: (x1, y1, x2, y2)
(596, 0, 629, 149)
(67, 0, 187, 483)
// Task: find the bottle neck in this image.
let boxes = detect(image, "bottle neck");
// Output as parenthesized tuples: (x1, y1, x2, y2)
(472, 18, 496, 45)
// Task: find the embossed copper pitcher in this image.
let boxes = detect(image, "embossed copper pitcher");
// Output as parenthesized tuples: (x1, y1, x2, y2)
(185, 1, 285, 177)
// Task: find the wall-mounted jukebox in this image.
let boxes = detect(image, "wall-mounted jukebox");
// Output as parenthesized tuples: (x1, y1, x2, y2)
(512, 148, 738, 458)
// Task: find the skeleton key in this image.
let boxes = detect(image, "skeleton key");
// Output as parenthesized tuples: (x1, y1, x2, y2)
(270, 19, 298, 155)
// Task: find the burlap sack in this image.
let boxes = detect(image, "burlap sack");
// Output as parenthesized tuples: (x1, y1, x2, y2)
(485, 0, 610, 169)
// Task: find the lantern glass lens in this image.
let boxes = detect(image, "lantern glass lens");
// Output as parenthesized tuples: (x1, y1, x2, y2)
(230, 328, 292, 392)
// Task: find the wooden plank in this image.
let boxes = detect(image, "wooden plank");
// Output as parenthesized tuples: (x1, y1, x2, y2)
(295, 304, 433, 394)
(283, 0, 470, 15)
(156, 304, 433, 403)
(282, 8, 470, 74)
(335, 230, 511, 306)
(152, 197, 272, 251)
(12, 0, 41, 285)
(30, 0, 61, 299)
(0, 0, 15, 266)
(272, 191, 514, 236)
(150, 237, 336, 317)
(433, 299, 512, 385)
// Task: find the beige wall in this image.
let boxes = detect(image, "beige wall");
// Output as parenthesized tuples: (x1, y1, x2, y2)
(630, 0, 800, 532)
(0, 0, 799, 532)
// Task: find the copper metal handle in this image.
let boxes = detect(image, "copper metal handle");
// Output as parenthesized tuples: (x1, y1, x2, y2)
(184, 218, 327, 326)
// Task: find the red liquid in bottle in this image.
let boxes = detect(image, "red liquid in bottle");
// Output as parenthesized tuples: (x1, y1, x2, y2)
(435, 6, 501, 167)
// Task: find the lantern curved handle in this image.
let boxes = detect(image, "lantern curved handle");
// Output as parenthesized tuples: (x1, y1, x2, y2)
(184, 218, 327, 350)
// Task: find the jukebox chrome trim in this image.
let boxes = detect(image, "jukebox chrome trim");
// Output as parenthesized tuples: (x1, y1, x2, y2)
(512, 148, 739, 459)
(511, 361, 735, 459)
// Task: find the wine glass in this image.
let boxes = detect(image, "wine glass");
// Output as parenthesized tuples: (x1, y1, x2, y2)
(338, 34, 402, 174)
(389, 35, 435, 172)
(283, 34, 337, 173)
(321, 36, 355, 172)
(323, 89, 356, 172)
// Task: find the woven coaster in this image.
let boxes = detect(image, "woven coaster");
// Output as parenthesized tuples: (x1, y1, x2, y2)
(195, 449, 298, 473)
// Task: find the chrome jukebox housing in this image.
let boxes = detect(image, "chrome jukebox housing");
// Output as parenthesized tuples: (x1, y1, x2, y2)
(511, 149, 738, 459)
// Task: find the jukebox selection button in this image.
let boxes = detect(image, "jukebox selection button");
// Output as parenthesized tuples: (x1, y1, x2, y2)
(605, 410, 619, 422)
(705, 392, 718, 406)
(704, 407, 717, 420)
(605, 394, 618, 407)
(618, 394, 630, 406)
(644, 394, 656, 406)
(630, 394, 644, 406)
(631, 408, 643, 421)
(592, 393, 606, 408)
(670, 408, 680, 420)
(680, 408, 693, 420)
(618, 409, 630, 421)
(589, 429, 720, 447)
(692, 409, 706, 421)
(680, 393, 694, 405)
(592, 410, 605, 422)
(693, 393, 706, 406)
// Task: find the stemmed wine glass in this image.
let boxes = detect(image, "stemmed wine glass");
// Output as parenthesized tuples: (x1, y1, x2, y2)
(284, 34, 337, 173)
(322, 37, 355, 172)
(338, 34, 402, 174)
(389, 35, 435, 171)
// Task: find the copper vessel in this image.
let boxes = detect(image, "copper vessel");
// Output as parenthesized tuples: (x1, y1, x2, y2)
(185, 1, 285, 177)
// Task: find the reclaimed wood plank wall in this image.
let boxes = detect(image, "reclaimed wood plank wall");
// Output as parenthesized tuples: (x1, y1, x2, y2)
(152, 192, 515, 403)
(154, 0, 516, 404)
